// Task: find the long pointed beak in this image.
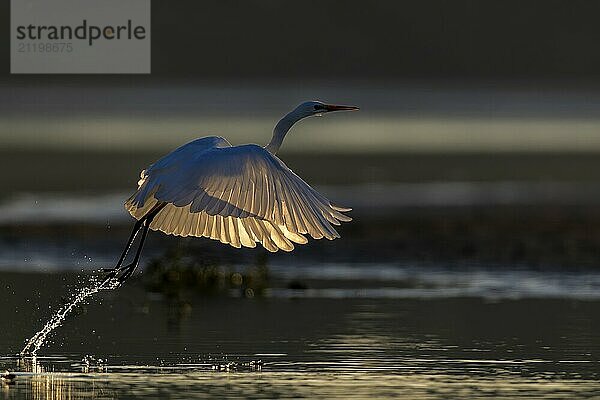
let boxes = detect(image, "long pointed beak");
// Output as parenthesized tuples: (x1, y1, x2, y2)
(324, 104, 360, 112)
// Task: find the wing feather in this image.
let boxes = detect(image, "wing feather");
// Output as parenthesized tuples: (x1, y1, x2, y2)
(281, 177, 311, 233)
(162, 206, 177, 234)
(150, 205, 167, 229)
(213, 215, 222, 241)
(171, 206, 185, 234)
(222, 216, 232, 245)
(204, 213, 215, 238)
(254, 219, 278, 252)
(229, 217, 241, 248)
(237, 219, 255, 248)
(190, 191, 208, 213)
(196, 212, 206, 237)
(185, 211, 196, 238)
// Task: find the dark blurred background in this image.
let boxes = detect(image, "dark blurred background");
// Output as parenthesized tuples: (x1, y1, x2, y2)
(3, 0, 600, 270)
(2, 0, 600, 80)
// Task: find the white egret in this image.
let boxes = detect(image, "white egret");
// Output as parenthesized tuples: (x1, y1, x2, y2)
(104, 101, 358, 283)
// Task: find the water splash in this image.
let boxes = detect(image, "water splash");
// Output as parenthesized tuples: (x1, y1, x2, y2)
(20, 275, 120, 357)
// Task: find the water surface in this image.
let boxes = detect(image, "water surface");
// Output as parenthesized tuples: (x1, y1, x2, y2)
(1, 263, 600, 398)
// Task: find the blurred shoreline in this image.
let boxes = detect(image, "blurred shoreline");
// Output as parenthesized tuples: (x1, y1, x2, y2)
(4, 83, 600, 152)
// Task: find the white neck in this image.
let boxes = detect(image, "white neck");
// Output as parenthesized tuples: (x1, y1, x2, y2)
(265, 109, 305, 155)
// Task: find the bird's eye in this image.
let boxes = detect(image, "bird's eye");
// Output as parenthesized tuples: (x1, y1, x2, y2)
(314, 105, 322, 110)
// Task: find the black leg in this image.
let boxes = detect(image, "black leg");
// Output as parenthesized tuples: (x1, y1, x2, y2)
(103, 219, 144, 274)
(117, 219, 152, 282)
(102, 203, 165, 286)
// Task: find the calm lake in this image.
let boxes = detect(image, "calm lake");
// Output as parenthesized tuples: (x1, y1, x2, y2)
(1, 250, 600, 398)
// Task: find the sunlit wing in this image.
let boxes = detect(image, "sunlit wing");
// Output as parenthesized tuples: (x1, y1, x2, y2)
(125, 136, 351, 252)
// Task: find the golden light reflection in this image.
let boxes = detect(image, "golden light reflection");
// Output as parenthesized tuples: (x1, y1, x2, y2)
(14, 358, 111, 400)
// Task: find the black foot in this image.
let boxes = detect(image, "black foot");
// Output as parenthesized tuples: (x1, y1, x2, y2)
(101, 262, 137, 286)
(100, 269, 119, 287)
(118, 262, 137, 282)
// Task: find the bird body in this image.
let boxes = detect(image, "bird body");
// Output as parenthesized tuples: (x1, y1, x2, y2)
(126, 137, 351, 252)
(105, 101, 358, 283)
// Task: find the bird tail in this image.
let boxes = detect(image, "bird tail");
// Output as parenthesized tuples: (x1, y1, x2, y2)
(124, 170, 160, 220)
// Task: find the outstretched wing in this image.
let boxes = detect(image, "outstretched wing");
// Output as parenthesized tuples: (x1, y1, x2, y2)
(125, 138, 351, 252)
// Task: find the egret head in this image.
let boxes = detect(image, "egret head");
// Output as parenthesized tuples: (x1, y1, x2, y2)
(267, 101, 359, 154)
(293, 101, 359, 119)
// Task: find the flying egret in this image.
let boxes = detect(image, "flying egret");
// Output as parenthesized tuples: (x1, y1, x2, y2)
(104, 101, 358, 283)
